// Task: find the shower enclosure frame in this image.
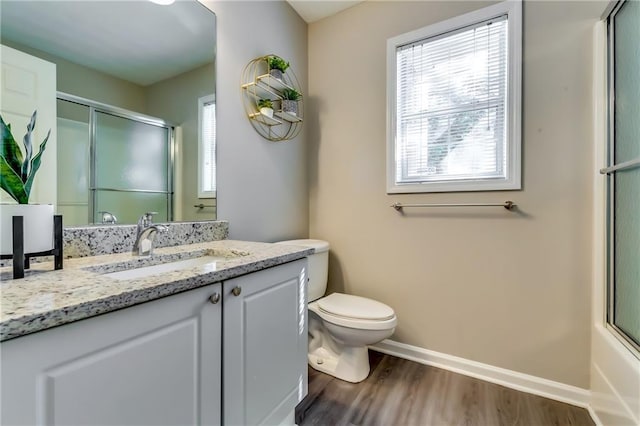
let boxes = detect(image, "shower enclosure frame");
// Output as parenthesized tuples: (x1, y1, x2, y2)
(604, 0, 640, 355)
(57, 92, 175, 224)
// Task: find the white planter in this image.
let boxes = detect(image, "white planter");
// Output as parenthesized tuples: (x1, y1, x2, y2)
(0, 204, 54, 255)
(260, 107, 274, 118)
(269, 69, 283, 81)
(282, 100, 298, 117)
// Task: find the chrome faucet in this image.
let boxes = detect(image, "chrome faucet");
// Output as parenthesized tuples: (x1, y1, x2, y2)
(99, 211, 118, 224)
(133, 212, 167, 256)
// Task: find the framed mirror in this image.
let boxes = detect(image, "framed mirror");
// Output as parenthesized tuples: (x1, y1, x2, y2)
(0, 0, 216, 225)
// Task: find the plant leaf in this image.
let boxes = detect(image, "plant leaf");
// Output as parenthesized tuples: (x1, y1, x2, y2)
(24, 128, 50, 200)
(0, 114, 25, 178)
(0, 155, 28, 204)
(21, 110, 37, 181)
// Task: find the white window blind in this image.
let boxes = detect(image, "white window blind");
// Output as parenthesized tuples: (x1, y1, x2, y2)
(387, 1, 521, 193)
(199, 95, 216, 197)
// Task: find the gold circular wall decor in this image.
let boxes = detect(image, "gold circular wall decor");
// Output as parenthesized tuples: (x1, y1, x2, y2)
(241, 55, 303, 142)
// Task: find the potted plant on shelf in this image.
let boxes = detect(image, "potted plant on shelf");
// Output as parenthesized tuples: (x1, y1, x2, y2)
(268, 55, 289, 81)
(0, 111, 54, 256)
(257, 99, 274, 118)
(281, 88, 301, 117)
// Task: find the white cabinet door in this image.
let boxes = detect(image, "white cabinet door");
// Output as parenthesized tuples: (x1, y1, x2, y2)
(0, 283, 222, 426)
(223, 259, 308, 426)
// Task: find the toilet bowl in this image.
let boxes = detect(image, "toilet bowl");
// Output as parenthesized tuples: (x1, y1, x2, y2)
(276, 239, 397, 383)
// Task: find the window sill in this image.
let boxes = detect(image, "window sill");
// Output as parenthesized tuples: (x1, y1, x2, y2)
(387, 178, 521, 194)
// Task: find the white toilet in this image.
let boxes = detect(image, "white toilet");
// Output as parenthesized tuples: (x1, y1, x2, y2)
(276, 239, 397, 383)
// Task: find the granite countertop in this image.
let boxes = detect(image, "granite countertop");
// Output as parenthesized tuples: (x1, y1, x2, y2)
(0, 240, 313, 342)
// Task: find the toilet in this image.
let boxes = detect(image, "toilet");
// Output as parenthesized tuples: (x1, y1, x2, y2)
(276, 239, 397, 383)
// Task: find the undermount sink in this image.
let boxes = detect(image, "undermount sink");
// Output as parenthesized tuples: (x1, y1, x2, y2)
(96, 249, 250, 281)
(102, 256, 223, 280)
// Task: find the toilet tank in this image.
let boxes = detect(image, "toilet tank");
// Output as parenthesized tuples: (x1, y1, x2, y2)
(275, 239, 329, 302)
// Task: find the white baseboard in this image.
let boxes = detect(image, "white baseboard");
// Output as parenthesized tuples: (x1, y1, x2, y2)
(369, 339, 591, 409)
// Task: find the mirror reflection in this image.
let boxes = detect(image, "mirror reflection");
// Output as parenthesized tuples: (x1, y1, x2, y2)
(0, 0, 217, 225)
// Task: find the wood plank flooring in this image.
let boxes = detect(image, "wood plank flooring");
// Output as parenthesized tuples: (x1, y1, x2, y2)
(296, 351, 594, 426)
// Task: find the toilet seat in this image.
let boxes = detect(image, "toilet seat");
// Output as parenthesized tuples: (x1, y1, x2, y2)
(318, 293, 395, 320)
(310, 293, 397, 331)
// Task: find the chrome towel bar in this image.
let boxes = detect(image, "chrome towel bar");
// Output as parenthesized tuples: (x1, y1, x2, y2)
(599, 158, 640, 174)
(391, 201, 516, 211)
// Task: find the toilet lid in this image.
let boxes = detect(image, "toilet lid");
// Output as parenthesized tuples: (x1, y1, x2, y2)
(318, 293, 395, 321)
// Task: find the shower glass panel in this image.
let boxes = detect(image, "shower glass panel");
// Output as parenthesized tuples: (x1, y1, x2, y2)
(608, 0, 640, 350)
(614, 169, 640, 345)
(93, 112, 171, 224)
(57, 100, 90, 226)
(94, 191, 168, 224)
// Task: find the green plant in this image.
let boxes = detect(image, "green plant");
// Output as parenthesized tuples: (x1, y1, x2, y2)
(268, 56, 290, 73)
(257, 99, 273, 109)
(281, 88, 301, 101)
(1, 111, 51, 204)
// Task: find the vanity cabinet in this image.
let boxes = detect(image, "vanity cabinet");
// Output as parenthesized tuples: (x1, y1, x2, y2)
(223, 259, 308, 425)
(0, 259, 307, 426)
(1, 283, 222, 426)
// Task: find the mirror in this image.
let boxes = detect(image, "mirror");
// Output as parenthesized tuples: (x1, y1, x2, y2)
(0, 0, 216, 225)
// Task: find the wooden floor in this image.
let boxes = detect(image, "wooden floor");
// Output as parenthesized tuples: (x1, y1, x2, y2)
(296, 351, 594, 426)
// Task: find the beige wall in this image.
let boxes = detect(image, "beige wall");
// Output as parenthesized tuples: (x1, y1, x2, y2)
(146, 62, 216, 222)
(308, 0, 606, 388)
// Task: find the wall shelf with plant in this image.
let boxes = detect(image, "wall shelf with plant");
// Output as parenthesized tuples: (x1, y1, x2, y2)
(248, 113, 282, 126)
(241, 55, 303, 142)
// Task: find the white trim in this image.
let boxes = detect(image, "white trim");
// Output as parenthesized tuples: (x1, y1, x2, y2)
(197, 93, 216, 199)
(592, 19, 608, 338)
(386, 0, 522, 194)
(370, 339, 590, 408)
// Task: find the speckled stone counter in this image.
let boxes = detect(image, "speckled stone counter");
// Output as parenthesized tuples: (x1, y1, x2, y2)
(0, 220, 229, 268)
(0, 240, 312, 342)
(64, 220, 229, 258)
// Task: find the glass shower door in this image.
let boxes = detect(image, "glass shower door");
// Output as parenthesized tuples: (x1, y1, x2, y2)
(57, 99, 90, 226)
(93, 111, 171, 224)
(607, 0, 640, 351)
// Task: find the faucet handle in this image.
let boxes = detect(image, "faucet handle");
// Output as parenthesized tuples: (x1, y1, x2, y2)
(142, 212, 158, 226)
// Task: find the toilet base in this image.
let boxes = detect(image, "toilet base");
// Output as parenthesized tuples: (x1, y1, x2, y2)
(308, 344, 370, 383)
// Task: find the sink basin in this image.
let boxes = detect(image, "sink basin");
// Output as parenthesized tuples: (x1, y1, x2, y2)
(96, 248, 250, 281)
(103, 256, 225, 280)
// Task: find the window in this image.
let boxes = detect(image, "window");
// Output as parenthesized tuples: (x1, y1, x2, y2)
(604, 0, 640, 353)
(198, 94, 216, 198)
(387, 1, 522, 193)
